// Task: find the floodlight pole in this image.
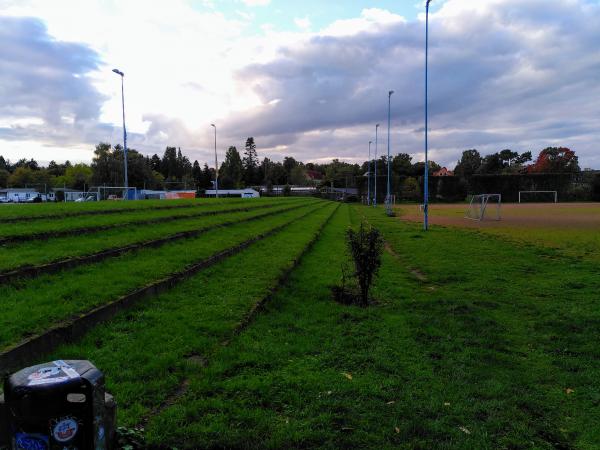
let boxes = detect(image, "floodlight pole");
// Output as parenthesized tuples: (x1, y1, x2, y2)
(112, 69, 128, 198)
(424, 0, 432, 230)
(211, 124, 219, 198)
(374, 124, 380, 207)
(386, 90, 394, 215)
(368, 141, 373, 205)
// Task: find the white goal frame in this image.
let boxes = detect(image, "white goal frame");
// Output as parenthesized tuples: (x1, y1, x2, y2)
(518, 191, 558, 203)
(465, 194, 502, 221)
(95, 186, 138, 201)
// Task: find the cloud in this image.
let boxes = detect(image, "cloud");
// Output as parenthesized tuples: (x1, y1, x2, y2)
(0, 16, 105, 127)
(221, 0, 600, 167)
(294, 17, 311, 31)
(1, 0, 600, 170)
(241, 0, 271, 6)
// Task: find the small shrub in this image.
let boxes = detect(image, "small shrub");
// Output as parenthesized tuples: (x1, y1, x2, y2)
(332, 223, 384, 307)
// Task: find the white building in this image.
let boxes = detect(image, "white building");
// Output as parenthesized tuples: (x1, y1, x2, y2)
(205, 189, 260, 198)
(0, 188, 46, 203)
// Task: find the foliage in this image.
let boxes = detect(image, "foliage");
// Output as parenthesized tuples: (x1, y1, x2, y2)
(592, 174, 600, 201)
(219, 146, 244, 189)
(529, 147, 580, 173)
(401, 177, 421, 201)
(345, 223, 384, 306)
(243, 137, 259, 186)
(282, 184, 291, 196)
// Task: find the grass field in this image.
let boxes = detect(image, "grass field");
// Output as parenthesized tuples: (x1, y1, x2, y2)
(1, 198, 599, 449)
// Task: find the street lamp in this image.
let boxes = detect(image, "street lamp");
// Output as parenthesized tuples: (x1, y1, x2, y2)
(386, 90, 395, 216)
(424, 0, 432, 230)
(368, 141, 373, 206)
(374, 123, 380, 207)
(112, 68, 128, 198)
(211, 124, 219, 198)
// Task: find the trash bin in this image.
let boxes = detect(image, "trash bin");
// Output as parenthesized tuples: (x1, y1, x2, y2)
(2, 360, 116, 449)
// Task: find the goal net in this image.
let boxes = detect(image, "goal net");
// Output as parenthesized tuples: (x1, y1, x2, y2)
(518, 191, 558, 203)
(95, 186, 138, 201)
(465, 194, 502, 221)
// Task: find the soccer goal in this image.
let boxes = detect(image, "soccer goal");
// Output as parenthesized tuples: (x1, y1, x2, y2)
(465, 194, 502, 221)
(95, 186, 138, 201)
(518, 191, 558, 203)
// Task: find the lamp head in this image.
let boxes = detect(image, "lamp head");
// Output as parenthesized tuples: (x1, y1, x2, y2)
(426, 0, 432, 7)
(112, 69, 124, 76)
(376, 123, 380, 128)
(211, 123, 216, 128)
(389, 90, 395, 96)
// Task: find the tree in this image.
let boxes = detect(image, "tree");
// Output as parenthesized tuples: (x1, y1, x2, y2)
(392, 153, 413, 176)
(0, 156, 9, 172)
(454, 149, 482, 177)
(7, 167, 35, 186)
(477, 153, 504, 174)
(0, 169, 8, 187)
(529, 147, 580, 173)
(283, 156, 298, 182)
(150, 154, 161, 173)
(64, 164, 92, 190)
(592, 174, 600, 202)
(220, 146, 243, 188)
(289, 165, 308, 186)
(243, 137, 259, 186)
(401, 177, 421, 201)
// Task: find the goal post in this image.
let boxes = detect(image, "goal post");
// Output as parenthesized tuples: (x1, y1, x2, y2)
(95, 186, 138, 201)
(518, 191, 558, 203)
(465, 194, 502, 221)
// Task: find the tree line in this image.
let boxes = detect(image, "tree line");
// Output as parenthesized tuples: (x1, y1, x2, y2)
(1, 143, 596, 201)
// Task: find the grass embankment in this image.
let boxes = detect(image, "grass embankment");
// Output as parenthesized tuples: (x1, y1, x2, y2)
(46, 203, 338, 425)
(0, 198, 295, 240)
(146, 204, 599, 449)
(0, 198, 246, 221)
(0, 202, 326, 352)
(0, 199, 311, 272)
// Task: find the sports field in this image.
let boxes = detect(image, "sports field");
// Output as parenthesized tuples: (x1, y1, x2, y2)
(396, 202, 600, 261)
(1, 198, 599, 449)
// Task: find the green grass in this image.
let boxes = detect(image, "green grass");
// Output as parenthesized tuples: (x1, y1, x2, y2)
(143, 204, 600, 449)
(45, 203, 337, 425)
(0, 202, 326, 352)
(0, 198, 247, 221)
(0, 198, 297, 239)
(0, 199, 313, 272)
(3, 199, 599, 448)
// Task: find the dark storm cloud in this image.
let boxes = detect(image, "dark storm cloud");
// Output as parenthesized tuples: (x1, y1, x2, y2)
(0, 16, 108, 141)
(225, 0, 600, 167)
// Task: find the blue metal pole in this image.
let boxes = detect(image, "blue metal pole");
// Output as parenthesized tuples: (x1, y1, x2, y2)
(120, 75, 128, 197)
(387, 90, 394, 215)
(368, 141, 372, 206)
(374, 124, 379, 207)
(424, 0, 432, 230)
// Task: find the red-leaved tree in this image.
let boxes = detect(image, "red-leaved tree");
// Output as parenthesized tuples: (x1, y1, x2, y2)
(528, 147, 580, 173)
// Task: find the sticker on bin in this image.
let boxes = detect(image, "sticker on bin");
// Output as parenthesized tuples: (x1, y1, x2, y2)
(51, 417, 79, 443)
(27, 361, 80, 386)
(14, 432, 49, 450)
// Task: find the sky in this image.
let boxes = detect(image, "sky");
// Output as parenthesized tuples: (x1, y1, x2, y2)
(0, 0, 599, 169)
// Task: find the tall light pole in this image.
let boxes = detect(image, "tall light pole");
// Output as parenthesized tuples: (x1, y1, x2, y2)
(424, 0, 432, 230)
(386, 90, 395, 216)
(374, 123, 380, 207)
(211, 124, 219, 198)
(112, 68, 128, 198)
(368, 141, 373, 206)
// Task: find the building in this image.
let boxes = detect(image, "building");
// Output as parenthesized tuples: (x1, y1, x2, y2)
(433, 167, 455, 177)
(205, 189, 260, 198)
(0, 188, 49, 203)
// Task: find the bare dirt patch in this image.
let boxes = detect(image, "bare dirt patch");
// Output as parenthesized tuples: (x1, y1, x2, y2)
(398, 203, 600, 230)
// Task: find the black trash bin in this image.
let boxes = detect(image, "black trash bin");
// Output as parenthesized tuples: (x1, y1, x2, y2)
(2, 360, 116, 449)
